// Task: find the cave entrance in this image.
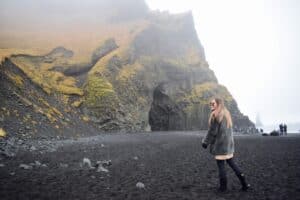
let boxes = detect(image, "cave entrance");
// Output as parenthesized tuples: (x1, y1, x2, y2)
(148, 83, 185, 131)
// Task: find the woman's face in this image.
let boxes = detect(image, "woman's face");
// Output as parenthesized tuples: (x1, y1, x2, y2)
(209, 99, 217, 111)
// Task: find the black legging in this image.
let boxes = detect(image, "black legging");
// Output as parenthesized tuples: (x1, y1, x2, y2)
(216, 158, 242, 179)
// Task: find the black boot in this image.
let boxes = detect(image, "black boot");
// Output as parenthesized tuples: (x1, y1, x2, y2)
(218, 177, 227, 192)
(237, 173, 250, 191)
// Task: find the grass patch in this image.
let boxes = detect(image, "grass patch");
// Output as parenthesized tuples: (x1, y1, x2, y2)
(84, 75, 117, 108)
(117, 61, 143, 81)
(0, 128, 7, 137)
(6, 72, 24, 88)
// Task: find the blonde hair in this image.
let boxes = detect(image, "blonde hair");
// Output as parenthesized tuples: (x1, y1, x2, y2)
(208, 97, 233, 128)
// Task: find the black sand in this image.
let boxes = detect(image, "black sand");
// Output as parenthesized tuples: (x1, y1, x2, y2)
(1, 132, 300, 200)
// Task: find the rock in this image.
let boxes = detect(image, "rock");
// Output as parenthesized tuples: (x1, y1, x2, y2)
(7, 138, 16, 146)
(270, 130, 280, 136)
(48, 148, 57, 153)
(136, 182, 145, 189)
(97, 160, 112, 167)
(19, 164, 33, 170)
(133, 156, 139, 160)
(17, 140, 24, 145)
(34, 161, 41, 166)
(10, 172, 15, 176)
(91, 38, 119, 64)
(97, 165, 109, 173)
(95, 160, 111, 173)
(47, 46, 74, 59)
(60, 163, 69, 168)
(30, 146, 37, 151)
(0, 163, 5, 167)
(1, 150, 16, 158)
(83, 158, 94, 169)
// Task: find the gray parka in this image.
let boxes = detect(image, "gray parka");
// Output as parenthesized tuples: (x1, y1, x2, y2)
(202, 117, 235, 156)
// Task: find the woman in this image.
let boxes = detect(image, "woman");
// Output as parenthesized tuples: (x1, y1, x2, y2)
(202, 97, 250, 192)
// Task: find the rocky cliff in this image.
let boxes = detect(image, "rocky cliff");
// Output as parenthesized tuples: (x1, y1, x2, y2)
(0, 0, 255, 137)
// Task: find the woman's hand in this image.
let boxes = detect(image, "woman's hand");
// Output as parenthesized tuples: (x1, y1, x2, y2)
(202, 143, 208, 149)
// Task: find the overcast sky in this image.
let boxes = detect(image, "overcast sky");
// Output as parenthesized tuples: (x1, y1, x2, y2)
(146, 0, 300, 126)
(1, 0, 299, 127)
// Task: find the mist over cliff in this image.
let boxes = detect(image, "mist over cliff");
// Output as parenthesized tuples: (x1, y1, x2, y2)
(0, 0, 255, 138)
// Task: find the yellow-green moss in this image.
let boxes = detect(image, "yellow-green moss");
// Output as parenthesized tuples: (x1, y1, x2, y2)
(82, 116, 90, 122)
(0, 128, 7, 137)
(55, 85, 84, 96)
(10, 57, 83, 96)
(117, 62, 143, 81)
(72, 100, 83, 108)
(180, 82, 233, 105)
(6, 72, 24, 88)
(84, 75, 117, 108)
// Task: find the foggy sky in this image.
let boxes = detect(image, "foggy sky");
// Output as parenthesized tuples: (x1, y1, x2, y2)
(1, 0, 299, 128)
(147, 0, 300, 126)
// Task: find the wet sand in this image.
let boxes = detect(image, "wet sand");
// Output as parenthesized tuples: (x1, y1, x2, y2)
(1, 132, 300, 200)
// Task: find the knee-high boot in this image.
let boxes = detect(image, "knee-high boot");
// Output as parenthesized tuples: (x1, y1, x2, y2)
(218, 177, 227, 192)
(237, 173, 250, 191)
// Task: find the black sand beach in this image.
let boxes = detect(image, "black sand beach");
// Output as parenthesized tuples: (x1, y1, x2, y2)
(1, 132, 300, 200)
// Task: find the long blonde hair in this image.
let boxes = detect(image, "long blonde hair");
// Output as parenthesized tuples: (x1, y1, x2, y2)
(208, 97, 233, 128)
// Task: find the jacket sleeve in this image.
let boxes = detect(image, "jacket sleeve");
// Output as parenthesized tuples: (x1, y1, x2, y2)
(202, 119, 219, 145)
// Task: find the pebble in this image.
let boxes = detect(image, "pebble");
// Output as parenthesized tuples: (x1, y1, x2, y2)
(1, 150, 16, 158)
(19, 164, 33, 170)
(17, 140, 24, 145)
(30, 146, 37, 151)
(133, 156, 139, 160)
(136, 182, 145, 189)
(83, 158, 94, 169)
(60, 163, 69, 168)
(97, 160, 112, 167)
(34, 161, 41, 166)
(97, 165, 109, 173)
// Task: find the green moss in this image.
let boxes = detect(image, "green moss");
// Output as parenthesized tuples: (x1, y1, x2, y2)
(6, 72, 24, 88)
(0, 128, 7, 137)
(11, 56, 83, 96)
(55, 85, 84, 96)
(84, 75, 118, 108)
(71, 100, 83, 108)
(178, 82, 233, 107)
(117, 62, 143, 81)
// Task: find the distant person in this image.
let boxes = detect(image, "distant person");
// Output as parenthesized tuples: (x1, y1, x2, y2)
(283, 124, 287, 135)
(260, 128, 264, 133)
(279, 124, 283, 135)
(202, 97, 250, 192)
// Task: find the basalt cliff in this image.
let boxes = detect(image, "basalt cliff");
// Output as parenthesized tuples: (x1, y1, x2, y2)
(0, 0, 255, 138)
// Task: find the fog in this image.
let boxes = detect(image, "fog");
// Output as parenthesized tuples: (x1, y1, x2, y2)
(1, 0, 299, 131)
(147, 0, 300, 131)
